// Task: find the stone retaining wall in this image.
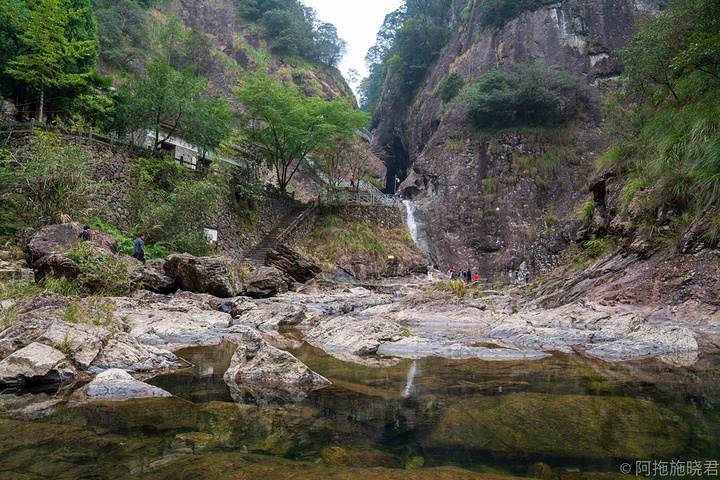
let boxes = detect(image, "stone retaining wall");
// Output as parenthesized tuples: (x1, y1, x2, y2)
(322, 204, 404, 227)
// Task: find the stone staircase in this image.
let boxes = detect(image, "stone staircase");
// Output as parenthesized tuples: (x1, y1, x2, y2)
(244, 205, 312, 267)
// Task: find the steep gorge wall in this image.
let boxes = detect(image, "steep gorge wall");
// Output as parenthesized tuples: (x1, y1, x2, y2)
(372, 0, 664, 278)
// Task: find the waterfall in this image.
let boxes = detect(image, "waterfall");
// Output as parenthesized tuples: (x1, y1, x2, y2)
(402, 199, 436, 262)
(402, 360, 417, 397)
(403, 199, 421, 245)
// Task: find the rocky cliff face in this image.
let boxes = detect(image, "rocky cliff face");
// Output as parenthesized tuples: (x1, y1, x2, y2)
(116, 0, 353, 102)
(372, 0, 664, 278)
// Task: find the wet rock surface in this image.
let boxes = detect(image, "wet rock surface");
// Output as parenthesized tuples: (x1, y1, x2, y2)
(82, 368, 171, 401)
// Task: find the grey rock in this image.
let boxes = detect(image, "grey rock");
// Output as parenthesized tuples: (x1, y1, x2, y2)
(140, 267, 176, 294)
(123, 309, 234, 349)
(25, 223, 119, 264)
(0, 343, 77, 385)
(223, 326, 330, 388)
(585, 325, 698, 361)
(83, 368, 171, 401)
(32, 253, 81, 283)
(234, 302, 306, 330)
(164, 253, 241, 297)
(305, 317, 404, 357)
(36, 320, 111, 369)
(90, 332, 182, 372)
(265, 243, 322, 283)
(243, 266, 289, 298)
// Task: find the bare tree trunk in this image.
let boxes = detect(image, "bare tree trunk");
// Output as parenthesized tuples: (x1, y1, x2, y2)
(38, 80, 45, 124)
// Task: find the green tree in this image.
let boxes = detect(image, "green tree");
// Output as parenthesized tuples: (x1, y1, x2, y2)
(234, 72, 368, 194)
(131, 156, 221, 256)
(91, 0, 148, 69)
(4, 0, 97, 122)
(434, 71, 465, 101)
(112, 58, 232, 153)
(458, 63, 590, 130)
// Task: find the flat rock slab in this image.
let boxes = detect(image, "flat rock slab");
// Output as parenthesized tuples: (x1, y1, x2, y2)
(83, 368, 171, 401)
(305, 317, 404, 358)
(123, 309, 234, 349)
(377, 337, 551, 361)
(90, 332, 182, 372)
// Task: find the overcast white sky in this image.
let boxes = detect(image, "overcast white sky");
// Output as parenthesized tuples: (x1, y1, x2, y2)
(301, 0, 404, 93)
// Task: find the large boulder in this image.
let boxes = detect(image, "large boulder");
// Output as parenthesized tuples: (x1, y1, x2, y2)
(264, 244, 322, 283)
(164, 254, 241, 297)
(223, 326, 329, 389)
(243, 266, 289, 298)
(32, 253, 81, 283)
(140, 266, 176, 294)
(83, 368, 171, 401)
(36, 320, 112, 369)
(0, 343, 77, 386)
(25, 224, 118, 264)
(90, 332, 182, 372)
(341, 253, 376, 282)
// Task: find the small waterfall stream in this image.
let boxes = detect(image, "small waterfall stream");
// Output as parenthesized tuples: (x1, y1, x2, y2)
(402, 199, 435, 262)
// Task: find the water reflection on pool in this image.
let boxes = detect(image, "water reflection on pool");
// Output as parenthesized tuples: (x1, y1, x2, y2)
(1, 336, 719, 480)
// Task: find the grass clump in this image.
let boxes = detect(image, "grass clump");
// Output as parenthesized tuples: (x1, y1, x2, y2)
(308, 214, 413, 266)
(66, 241, 137, 296)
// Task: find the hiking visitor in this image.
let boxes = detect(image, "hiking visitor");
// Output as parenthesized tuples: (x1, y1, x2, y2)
(77, 225, 91, 241)
(133, 233, 146, 265)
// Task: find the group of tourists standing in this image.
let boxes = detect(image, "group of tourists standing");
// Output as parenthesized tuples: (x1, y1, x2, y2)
(426, 262, 531, 285)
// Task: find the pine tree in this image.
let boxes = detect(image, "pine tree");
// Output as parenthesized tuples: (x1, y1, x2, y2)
(5, 0, 96, 122)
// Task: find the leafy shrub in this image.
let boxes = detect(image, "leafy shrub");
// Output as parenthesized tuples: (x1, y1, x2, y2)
(447, 278, 468, 298)
(457, 63, 590, 130)
(67, 241, 137, 295)
(0, 132, 99, 235)
(131, 156, 219, 257)
(435, 71, 465, 101)
(582, 200, 595, 226)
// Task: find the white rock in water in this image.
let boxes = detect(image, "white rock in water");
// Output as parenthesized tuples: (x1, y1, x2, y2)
(84, 368, 171, 401)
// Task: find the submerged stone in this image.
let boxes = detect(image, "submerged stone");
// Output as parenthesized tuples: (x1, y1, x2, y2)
(196, 401, 329, 456)
(425, 392, 689, 459)
(70, 396, 198, 431)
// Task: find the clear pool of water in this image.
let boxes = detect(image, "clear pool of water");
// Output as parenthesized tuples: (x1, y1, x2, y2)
(1, 335, 719, 479)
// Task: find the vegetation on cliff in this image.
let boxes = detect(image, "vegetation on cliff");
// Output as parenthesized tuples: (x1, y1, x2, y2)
(359, 0, 455, 119)
(602, 0, 720, 238)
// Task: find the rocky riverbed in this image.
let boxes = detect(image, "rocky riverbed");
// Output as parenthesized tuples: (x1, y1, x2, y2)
(2, 225, 720, 479)
(1, 270, 716, 407)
